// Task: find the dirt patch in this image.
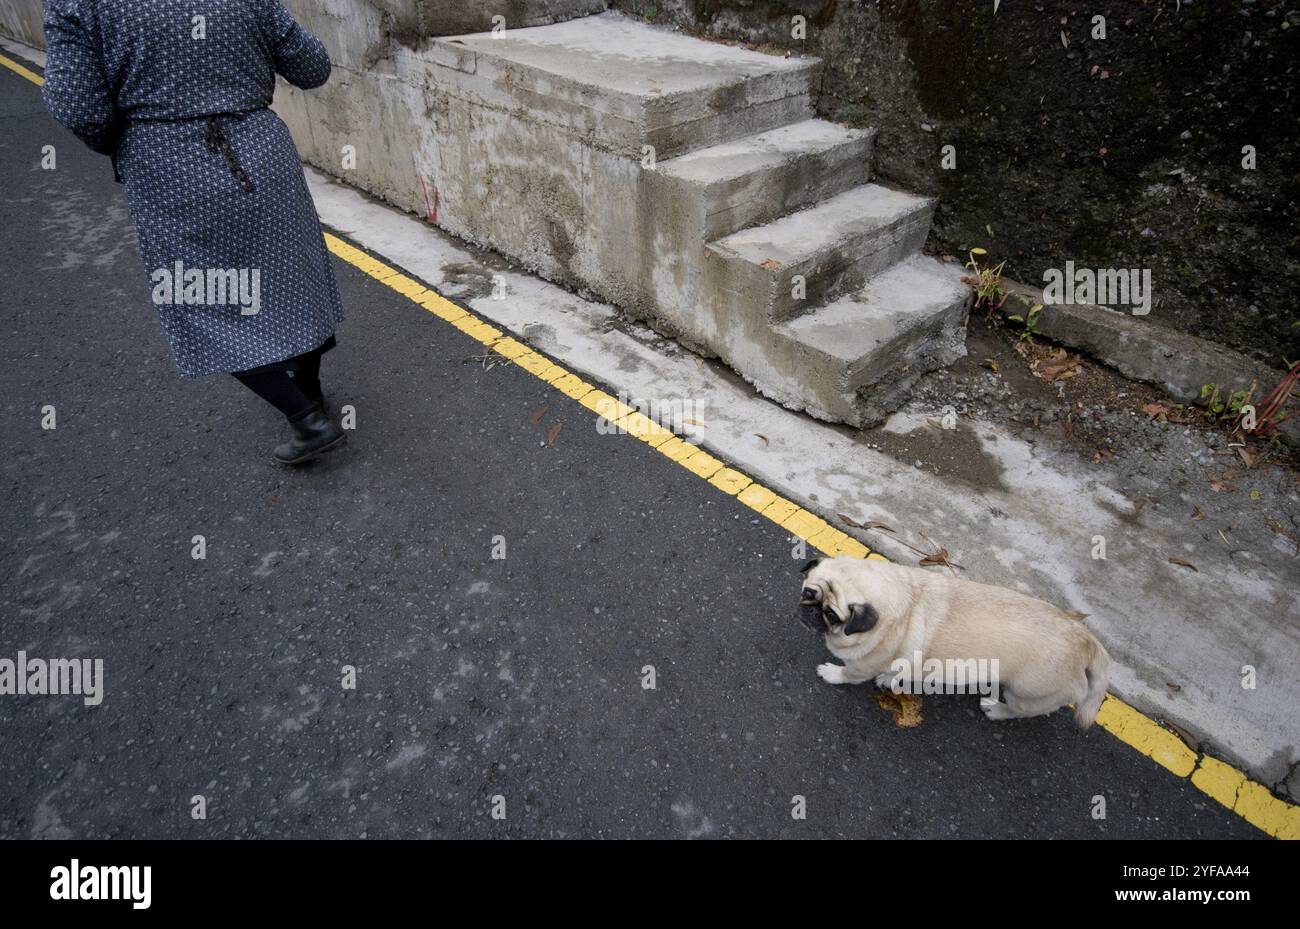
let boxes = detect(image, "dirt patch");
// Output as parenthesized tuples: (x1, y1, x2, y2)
(439, 261, 497, 299)
(865, 419, 1008, 493)
(883, 310, 1300, 566)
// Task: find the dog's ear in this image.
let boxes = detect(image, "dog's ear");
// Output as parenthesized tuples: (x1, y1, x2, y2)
(798, 558, 822, 575)
(844, 603, 879, 635)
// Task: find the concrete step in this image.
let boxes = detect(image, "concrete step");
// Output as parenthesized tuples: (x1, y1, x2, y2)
(768, 254, 970, 425)
(424, 0, 610, 35)
(657, 119, 875, 240)
(429, 12, 818, 159)
(706, 184, 935, 322)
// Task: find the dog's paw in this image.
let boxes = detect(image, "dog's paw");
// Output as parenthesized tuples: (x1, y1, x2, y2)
(817, 663, 847, 685)
(980, 697, 1013, 721)
(874, 672, 900, 691)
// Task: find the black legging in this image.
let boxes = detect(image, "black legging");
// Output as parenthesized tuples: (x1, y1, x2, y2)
(233, 345, 325, 420)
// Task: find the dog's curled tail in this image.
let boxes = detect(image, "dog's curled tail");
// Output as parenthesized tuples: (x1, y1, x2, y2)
(1075, 639, 1110, 729)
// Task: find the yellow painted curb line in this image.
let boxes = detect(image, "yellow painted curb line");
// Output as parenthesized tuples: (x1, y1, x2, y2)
(2, 47, 1290, 837)
(0, 51, 43, 86)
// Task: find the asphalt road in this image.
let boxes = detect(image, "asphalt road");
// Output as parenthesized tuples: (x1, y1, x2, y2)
(0, 63, 1262, 839)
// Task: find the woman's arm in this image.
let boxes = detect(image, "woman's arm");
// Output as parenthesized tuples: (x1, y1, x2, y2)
(41, 0, 121, 156)
(263, 1, 332, 90)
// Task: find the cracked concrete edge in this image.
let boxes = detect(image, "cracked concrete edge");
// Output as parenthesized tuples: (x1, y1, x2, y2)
(998, 280, 1300, 447)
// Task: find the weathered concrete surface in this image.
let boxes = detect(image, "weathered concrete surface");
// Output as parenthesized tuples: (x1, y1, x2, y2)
(655, 118, 875, 240)
(0, 1, 42, 48)
(301, 165, 1300, 791)
(768, 255, 969, 425)
(383, 0, 610, 36)
(707, 184, 936, 322)
(430, 13, 818, 159)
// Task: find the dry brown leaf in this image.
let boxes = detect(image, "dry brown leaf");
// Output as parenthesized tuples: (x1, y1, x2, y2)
(1191, 506, 1205, 520)
(1033, 349, 1083, 382)
(1264, 516, 1297, 540)
(1133, 499, 1146, 513)
(760, 258, 783, 271)
(1263, 516, 1300, 554)
(1142, 402, 1170, 422)
(546, 422, 563, 446)
(1235, 446, 1256, 469)
(1167, 721, 1200, 753)
(1168, 557, 1199, 572)
(873, 691, 924, 728)
(530, 403, 550, 426)
(1166, 682, 1182, 693)
(919, 548, 952, 567)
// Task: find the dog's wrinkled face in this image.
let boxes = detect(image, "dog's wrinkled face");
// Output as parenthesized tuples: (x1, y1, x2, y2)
(797, 558, 879, 638)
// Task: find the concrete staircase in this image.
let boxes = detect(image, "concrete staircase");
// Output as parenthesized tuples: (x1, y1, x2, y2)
(418, 11, 969, 426)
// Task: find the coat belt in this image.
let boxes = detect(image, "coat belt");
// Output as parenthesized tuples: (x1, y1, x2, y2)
(127, 110, 259, 194)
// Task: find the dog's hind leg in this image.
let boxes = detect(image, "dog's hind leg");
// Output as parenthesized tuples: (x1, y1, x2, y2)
(1001, 690, 1071, 720)
(980, 697, 1015, 720)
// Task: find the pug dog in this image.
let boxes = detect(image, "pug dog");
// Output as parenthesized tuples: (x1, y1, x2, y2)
(798, 556, 1109, 727)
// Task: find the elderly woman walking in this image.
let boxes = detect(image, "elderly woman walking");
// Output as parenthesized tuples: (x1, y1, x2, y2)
(42, 0, 347, 465)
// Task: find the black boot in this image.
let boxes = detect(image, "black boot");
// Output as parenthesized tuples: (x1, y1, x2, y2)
(274, 406, 346, 465)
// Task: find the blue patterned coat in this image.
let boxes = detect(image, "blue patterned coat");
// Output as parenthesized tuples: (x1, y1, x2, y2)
(41, 0, 344, 378)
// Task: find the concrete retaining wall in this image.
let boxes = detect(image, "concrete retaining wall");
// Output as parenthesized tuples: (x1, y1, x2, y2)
(271, 1, 617, 243)
(0, 0, 44, 48)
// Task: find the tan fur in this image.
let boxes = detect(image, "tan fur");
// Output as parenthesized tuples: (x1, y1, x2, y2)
(803, 557, 1109, 727)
